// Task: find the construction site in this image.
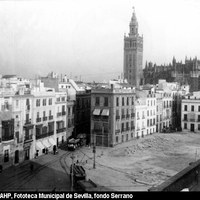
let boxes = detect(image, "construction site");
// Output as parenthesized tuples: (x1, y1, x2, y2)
(72, 132, 200, 191)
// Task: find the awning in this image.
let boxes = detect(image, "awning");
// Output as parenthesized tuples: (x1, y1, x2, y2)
(36, 141, 45, 150)
(42, 140, 51, 148)
(49, 138, 56, 146)
(101, 109, 109, 116)
(93, 109, 101, 115)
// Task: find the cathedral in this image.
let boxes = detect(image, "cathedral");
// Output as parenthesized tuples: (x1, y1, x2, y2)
(143, 56, 200, 92)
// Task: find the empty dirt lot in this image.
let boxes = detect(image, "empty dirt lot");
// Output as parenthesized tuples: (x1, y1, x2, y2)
(73, 132, 200, 191)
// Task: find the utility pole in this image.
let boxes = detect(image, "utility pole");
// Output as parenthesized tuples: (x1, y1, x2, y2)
(70, 153, 75, 191)
(93, 132, 96, 169)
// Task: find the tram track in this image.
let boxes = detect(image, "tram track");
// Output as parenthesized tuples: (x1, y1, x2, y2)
(0, 153, 64, 191)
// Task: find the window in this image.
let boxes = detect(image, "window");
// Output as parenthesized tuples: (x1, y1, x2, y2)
(122, 97, 124, 106)
(43, 99, 46, 106)
(62, 97, 65, 102)
(95, 97, 100, 106)
(104, 97, 108, 107)
(116, 97, 119, 106)
(198, 115, 200, 122)
(184, 105, 187, 111)
(16, 100, 19, 108)
(26, 99, 30, 105)
(184, 114, 187, 121)
(198, 124, 200, 131)
(36, 99, 40, 107)
(191, 105, 194, 112)
(132, 97, 134, 105)
(37, 112, 39, 118)
(126, 122, 129, 130)
(121, 123, 124, 132)
(68, 107, 71, 116)
(127, 97, 129, 106)
(147, 110, 149, 116)
(199, 106, 200, 112)
(49, 110, 52, 116)
(49, 98, 52, 105)
(184, 123, 187, 129)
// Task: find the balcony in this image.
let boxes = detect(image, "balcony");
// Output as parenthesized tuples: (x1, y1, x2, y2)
(62, 111, 66, 116)
(24, 134, 33, 143)
(36, 133, 48, 140)
(137, 117, 140, 120)
(92, 116, 101, 121)
(126, 127, 130, 131)
(2, 135, 14, 142)
(182, 119, 188, 121)
(116, 116, 120, 120)
(115, 129, 120, 134)
(136, 128, 140, 131)
(93, 129, 102, 134)
(49, 116, 53, 120)
(131, 126, 135, 130)
(43, 117, 47, 121)
(121, 115, 125, 119)
(57, 112, 62, 117)
(141, 127, 145, 130)
(25, 119, 31, 125)
(102, 116, 109, 122)
(131, 113, 134, 118)
(56, 127, 66, 133)
(142, 116, 145, 119)
(189, 119, 195, 122)
(36, 118, 41, 123)
(48, 131, 54, 136)
(126, 114, 130, 119)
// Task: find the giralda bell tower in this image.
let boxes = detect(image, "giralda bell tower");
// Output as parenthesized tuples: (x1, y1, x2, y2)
(123, 7, 143, 87)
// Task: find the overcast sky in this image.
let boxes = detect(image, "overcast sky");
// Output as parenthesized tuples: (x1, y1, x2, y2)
(0, 0, 200, 82)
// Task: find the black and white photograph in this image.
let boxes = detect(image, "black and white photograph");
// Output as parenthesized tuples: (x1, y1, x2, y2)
(1, 0, 200, 193)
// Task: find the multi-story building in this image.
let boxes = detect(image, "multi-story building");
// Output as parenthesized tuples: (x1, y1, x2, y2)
(135, 97, 147, 138)
(136, 87, 157, 135)
(0, 88, 15, 168)
(123, 7, 143, 87)
(182, 92, 200, 133)
(91, 84, 136, 147)
(74, 90, 91, 144)
(32, 85, 57, 157)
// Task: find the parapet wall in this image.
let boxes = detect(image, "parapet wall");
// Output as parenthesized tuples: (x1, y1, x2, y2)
(148, 159, 200, 191)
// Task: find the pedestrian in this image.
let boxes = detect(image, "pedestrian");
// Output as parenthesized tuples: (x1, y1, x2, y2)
(53, 145, 56, 155)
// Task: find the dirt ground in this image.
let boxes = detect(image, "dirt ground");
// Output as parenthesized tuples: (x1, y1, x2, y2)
(73, 132, 200, 191)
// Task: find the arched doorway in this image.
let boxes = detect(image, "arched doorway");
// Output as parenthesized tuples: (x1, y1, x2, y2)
(15, 150, 19, 164)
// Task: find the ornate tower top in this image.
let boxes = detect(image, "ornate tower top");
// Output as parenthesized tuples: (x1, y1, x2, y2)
(129, 6, 138, 36)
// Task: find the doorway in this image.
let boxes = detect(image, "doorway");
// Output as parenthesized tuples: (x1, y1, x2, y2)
(24, 148, 30, 160)
(191, 124, 195, 132)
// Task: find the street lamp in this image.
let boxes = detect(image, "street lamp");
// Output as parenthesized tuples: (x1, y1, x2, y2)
(93, 132, 96, 169)
(70, 153, 75, 191)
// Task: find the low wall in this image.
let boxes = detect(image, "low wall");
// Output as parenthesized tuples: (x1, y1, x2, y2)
(148, 159, 200, 191)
